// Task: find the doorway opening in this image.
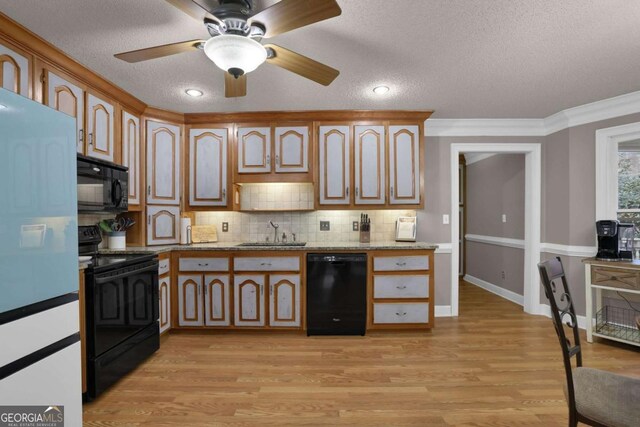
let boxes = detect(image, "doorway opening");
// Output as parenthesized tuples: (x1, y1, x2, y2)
(450, 143, 542, 317)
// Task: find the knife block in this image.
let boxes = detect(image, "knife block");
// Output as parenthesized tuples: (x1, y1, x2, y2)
(359, 230, 370, 243)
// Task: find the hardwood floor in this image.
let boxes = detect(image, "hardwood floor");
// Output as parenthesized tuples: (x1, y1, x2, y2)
(83, 281, 640, 426)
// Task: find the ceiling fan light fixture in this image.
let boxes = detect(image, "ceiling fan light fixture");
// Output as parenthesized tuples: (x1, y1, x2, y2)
(185, 88, 204, 97)
(203, 34, 267, 76)
(373, 85, 390, 95)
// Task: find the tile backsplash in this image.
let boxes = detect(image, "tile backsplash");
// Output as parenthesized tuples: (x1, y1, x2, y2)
(195, 210, 417, 243)
(239, 183, 314, 211)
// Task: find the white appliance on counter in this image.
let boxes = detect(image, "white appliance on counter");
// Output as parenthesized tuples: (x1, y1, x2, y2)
(395, 217, 417, 242)
(0, 89, 82, 425)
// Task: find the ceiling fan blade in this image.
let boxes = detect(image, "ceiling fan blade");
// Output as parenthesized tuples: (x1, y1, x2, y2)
(114, 40, 205, 63)
(164, 0, 222, 24)
(225, 73, 247, 98)
(249, 0, 341, 38)
(264, 44, 339, 86)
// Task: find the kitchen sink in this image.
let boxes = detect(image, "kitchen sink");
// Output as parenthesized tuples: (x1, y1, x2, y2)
(237, 242, 307, 247)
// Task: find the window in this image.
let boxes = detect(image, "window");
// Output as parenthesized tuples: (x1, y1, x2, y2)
(617, 142, 640, 249)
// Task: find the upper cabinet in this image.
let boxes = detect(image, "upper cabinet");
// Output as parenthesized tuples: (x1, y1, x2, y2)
(86, 92, 115, 162)
(274, 126, 309, 173)
(233, 123, 312, 182)
(188, 127, 229, 208)
(0, 40, 30, 97)
(354, 125, 386, 205)
(122, 111, 141, 207)
(388, 125, 420, 205)
(146, 120, 181, 206)
(237, 126, 271, 174)
(45, 70, 85, 154)
(318, 125, 350, 205)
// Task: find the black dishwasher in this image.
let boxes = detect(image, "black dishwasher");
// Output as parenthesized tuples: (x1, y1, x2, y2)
(306, 253, 367, 335)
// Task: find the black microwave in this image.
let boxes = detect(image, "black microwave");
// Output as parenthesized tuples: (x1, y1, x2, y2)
(77, 154, 128, 213)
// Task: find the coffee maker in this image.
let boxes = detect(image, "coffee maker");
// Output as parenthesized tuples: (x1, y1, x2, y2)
(596, 220, 635, 261)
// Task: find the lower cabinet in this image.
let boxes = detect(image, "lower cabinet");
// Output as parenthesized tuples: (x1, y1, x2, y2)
(204, 274, 231, 326)
(177, 274, 204, 326)
(159, 275, 171, 334)
(234, 275, 265, 326)
(269, 275, 301, 327)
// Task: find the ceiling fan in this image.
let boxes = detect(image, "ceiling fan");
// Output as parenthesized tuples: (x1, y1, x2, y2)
(114, 0, 342, 98)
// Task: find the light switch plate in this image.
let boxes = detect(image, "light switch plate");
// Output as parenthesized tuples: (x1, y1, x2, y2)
(501, 214, 507, 223)
(222, 222, 229, 232)
(442, 214, 450, 225)
(320, 221, 330, 231)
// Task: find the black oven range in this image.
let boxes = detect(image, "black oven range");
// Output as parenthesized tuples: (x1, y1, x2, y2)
(79, 225, 159, 400)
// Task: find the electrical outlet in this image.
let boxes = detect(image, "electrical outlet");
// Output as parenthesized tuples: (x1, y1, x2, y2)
(352, 221, 359, 231)
(222, 222, 229, 232)
(501, 270, 506, 279)
(320, 221, 330, 231)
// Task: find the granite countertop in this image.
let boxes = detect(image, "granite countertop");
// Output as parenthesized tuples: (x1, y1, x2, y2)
(99, 241, 438, 255)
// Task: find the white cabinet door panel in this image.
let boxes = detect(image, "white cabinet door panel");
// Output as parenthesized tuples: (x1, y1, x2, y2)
(204, 274, 230, 326)
(0, 43, 29, 96)
(147, 205, 180, 246)
(159, 275, 171, 333)
(275, 126, 308, 173)
(147, 121, 180, 205)
(46, 71, 84, 153)
(237, 127, 271, 173)
(189, 128, 228, 206)
(233, 275, 265, 326)
(318, 125, 350, 205)
(354, 125, 385, 205)
(178, 275, 203, 326)
(389, 125, 420, 204)
(122, 111, 141, 205)
(86, 93, 114, 162)
(269, 274, 300, 327)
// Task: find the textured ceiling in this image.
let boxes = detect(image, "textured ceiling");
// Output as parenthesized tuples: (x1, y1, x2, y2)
(1, 0, 640, 118)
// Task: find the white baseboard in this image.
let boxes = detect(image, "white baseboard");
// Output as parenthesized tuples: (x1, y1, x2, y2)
(434, 305, 452, 317)
(464, 274, 525, 306)
(537, 303, 587, 330)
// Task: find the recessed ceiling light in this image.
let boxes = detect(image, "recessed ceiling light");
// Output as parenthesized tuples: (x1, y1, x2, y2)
(0, 104, 7, 110)
(185, 89, 203, 97)
(373, 85, 390, 95)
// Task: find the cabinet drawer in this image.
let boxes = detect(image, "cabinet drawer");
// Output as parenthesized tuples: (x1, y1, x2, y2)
(158, 258, 170, 276)
(179, 257, 229, 272)
(234, 257, 300, 272)
(373, 255, 429, 271)
(373, 275, 429, 299)
(373, 303, 429, 324)
(591, 266, 640, 291)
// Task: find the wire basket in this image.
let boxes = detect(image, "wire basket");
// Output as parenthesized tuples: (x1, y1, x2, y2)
(595, 305, 640, 344)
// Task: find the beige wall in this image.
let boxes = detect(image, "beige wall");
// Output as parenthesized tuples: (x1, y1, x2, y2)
(465, 154, 525, 296)
(419, 112, 640, 315)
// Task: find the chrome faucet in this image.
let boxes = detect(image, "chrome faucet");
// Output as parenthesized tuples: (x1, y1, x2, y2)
(269, 220, 280, 243)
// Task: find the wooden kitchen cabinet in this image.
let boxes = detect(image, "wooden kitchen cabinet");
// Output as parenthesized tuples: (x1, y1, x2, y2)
(146, 120, 181, 205)
(86, 92, 115, 162)
(274, 126, 309, 173)
(121, 110, 141, 207)
(177, 274, 203, 326)
(318, 124, 351, 205)
(269, 274, 301, 327)
(44, 69, 85, 153)
(188, 127, 229, 208)
(237, 126, 271, 174)
(159, 275, 171, 334)
(146, 205, 180, 245)
(0, 39, 31, 97)
(388, 125, 420, 205)
(234, 275, 265, 327)
(354, 124, 386, 205)
(204, 274, 231, 326)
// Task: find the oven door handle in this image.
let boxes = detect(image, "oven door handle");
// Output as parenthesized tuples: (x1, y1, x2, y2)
(94, 263, 158, 284)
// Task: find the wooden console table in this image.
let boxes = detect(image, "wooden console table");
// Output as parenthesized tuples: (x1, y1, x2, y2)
(583, 258, 640, 347)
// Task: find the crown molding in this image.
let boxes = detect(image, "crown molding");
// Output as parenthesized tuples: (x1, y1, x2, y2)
(425, 90, 640, 137)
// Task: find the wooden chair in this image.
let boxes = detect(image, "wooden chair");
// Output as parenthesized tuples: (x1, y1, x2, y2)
(538, 257, 640, 427)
